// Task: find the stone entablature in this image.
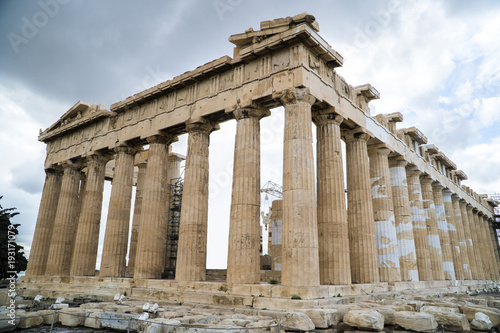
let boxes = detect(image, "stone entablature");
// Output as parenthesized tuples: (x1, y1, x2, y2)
(28, 13, 499, 287)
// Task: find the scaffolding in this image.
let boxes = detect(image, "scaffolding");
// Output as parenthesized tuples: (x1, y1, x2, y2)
(163, 177, 183, 279)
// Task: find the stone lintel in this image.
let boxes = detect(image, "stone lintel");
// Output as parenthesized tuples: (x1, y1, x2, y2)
(398, 127, 428, 144)
(385, 112, 404, 123)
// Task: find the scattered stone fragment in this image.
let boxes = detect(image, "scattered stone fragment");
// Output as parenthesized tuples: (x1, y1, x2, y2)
(343, 309, 384, 330)
(394, 311, 437, 332)
(298, 308, 341, 328)
(471, 312, 494, 331)
(18, 313, 43, 329)
(279, 312, 315, 331)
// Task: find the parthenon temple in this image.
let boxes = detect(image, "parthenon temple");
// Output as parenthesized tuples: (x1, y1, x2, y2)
(21, 13, 500, 300)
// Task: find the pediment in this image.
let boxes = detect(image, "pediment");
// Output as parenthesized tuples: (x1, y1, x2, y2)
(39, 101, 111, 142)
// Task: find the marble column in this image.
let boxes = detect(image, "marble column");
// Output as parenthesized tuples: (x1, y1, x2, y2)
(45, 162, 81, 276)
(406, 167, 432, 281)
(442, 189, 464, 280)
(345, 130, 379, 284)
(487, 219, 500, 279)
(100, 146, 136, 277)
(70, 153, 109, 276)
(467, 205, 484, 279)
(368, 145, 400, 282)
(460, 200, 480, 279)
(175, 121, 217, 282)
(478, 213, 493, 279)
(279, 88, 320, 287)
(26, 167, 63, 276)
(125, 162, 146, 276)
(432, 183, 455, 280)
(420, 175, 444, 280)
(227, 107, 269, 285)
(472, 209, 487, 279)
(134, 135, 176, 279)
(314, 110, 351, 285)
(452, 195, 472, 279)
(389, 157, 418, 282)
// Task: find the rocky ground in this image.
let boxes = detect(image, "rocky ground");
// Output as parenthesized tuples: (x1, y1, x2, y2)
(3, 286, 500, 332)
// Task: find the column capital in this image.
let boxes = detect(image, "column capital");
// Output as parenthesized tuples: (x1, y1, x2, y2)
(233, 107, 270, 121)
(312, 108, 344, 126)
(406, 165, 422, 177)
(60, 159, 82, 171)
(431, 181, 445, 190)
(388, 156, 408, 168)
(279, 87, 316, 106)
(114, 144, 140, 155)
(45, 165, 63, 175)
(146, 134, 178, 145)
(342, 129, 370, 143)
(186, 119, 220, 135)
(367, 143, 391, 156)
(84, 151, 113, 165)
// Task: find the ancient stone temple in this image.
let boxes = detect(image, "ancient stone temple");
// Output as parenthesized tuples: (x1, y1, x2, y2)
(22, 13, 499, 301)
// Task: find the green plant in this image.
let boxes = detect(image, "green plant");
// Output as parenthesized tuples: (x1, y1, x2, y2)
(269, 279, 278, 284)
(259, 294, 264, 297)
(291, 294, 302, 300)
(337, 293, 342, 297)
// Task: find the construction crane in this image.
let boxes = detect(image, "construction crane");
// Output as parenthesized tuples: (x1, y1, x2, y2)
(260, 181, 282, 231)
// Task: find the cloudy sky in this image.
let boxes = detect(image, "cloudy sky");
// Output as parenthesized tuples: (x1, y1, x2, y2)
(1, 0, 499, 269)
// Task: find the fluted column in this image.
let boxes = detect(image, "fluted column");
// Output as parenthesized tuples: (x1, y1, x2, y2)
(478, 213, 493, 279)
(432, 183, 455, 280)
(452, 195, 472, 279)
(70, 153, 109, 276)
(134, 135, 176, 279)
(100, 146, 136, 277)
(368, 145, 400, 282)
(389, 157, 418, 282)
(487, 219, 500, 279)
(471, 208, 486, 279)
(26, 167, 63, 276)
(314, 110, 351, 285)
(345, 130, 379, 284)
(175, 121, 217, 282)
(45, 162, 81, 276)
(227, 107, 270, 285)
(406, 167, 432, 281)
(460, 200, 480, 279)
(420, 175, 444, 280)
(279, 88, 320, 287)
(467, 205, 484, 279)
(442, 189, 463, 280)
(126, 163, 146, 276)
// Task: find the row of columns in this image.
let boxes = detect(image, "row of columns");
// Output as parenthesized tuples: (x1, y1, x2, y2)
(27, 87, 500, 287)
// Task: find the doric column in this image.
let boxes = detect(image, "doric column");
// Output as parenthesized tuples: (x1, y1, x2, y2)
(471, 208, 486, 279)
(432, 183, 455, 280)
(134, 135, 176, 279)
(389, 157, 418, 282)
(420, 175, 444, 280)
(345, 130, 379, 284)
(460, 199, 480, 279)
(45, 162, 81, 276)
(279, 88, 320, 287)
(175, 120, 217, 282)
(406, 167, 432, 281)
(314, 110, 351, 285)
(227, 107, 270, 285)
(452, 195, 472, 279)
(100, 146, 136, 277)
(478, 213, 493, 279)
(125, 162, 146, 276)
(368, 144, 400, 282)
(467, 205, 485, 279)
(487, 219, 500, 279)
(26, 167, 63, 276)
(70, 153, 109, 276)
(442, 189, 464, 280)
